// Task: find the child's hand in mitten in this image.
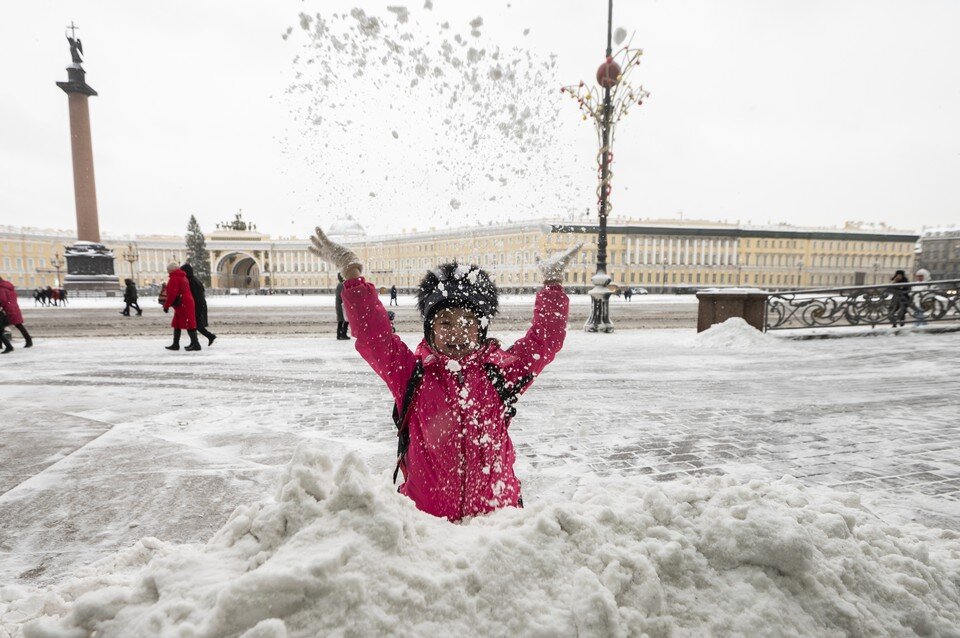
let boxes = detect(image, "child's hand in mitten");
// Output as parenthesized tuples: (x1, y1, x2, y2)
(308, 227, 363, 279)
(537, 243, 583, 285)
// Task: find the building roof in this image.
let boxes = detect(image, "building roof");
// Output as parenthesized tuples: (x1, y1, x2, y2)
(551, 224, 919, 243)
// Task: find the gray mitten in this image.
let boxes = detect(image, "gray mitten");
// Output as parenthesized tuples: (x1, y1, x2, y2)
(537, 243, 583, 284)
(308, 227, 362, 277)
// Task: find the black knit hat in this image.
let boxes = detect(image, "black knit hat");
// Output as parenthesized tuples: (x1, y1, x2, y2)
(418, 263, 498, 340)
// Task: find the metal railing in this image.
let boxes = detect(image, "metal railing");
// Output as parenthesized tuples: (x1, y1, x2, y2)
(765, 279, 960, 331)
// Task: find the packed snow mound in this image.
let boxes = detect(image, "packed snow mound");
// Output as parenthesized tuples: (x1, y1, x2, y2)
(696, 317, 786, 350)
(5, 447, 960, 638)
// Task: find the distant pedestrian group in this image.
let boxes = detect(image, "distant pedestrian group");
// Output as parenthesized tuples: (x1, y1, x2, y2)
(33, 287, 67, 307)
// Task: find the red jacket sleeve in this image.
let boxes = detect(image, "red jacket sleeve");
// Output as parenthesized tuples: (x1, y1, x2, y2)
(503, 284, 569, 383)
(162, 276, 180, 311)
(341, 277, 417, 403)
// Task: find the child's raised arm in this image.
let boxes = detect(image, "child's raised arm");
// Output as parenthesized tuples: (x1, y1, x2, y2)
(505, 244, 581, 378)
(309, 227, 416, 401)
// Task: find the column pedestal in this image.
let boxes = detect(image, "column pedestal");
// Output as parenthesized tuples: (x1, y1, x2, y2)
(64, 241, 119, 290)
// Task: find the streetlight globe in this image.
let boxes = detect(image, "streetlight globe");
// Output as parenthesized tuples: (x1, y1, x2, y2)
(596, 56, 621, 88)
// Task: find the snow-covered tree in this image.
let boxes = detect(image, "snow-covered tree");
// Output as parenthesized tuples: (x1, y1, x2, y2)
(185, 215, 210, 285)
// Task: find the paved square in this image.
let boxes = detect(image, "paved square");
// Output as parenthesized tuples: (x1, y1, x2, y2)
(1, 326, 958, 585)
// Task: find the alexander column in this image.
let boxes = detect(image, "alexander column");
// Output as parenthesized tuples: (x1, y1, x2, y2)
(56, 23, 118, 290)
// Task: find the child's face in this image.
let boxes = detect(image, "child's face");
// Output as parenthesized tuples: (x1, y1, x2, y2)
(431, 307, 482, 359)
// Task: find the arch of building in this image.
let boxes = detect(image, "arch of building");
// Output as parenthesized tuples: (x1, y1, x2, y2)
(215, 252, 261, 290)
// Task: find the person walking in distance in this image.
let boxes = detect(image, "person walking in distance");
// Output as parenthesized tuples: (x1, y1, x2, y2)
(181, 263, 216, 346)
(0, 276, 33, 352)
(121, 279, 143, 316)
(890, 269, 910, 328)
(335, 273, 350, 340)
(389, 284, 399, 306)
(162, 262, 201, 351)
(914, 268, 931, 327)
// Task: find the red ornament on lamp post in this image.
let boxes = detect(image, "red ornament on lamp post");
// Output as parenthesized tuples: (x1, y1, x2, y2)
(596, 56, 621, 89)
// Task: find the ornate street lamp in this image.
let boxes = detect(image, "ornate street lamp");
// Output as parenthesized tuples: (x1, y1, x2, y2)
(37, 252, 66, 287)
(563, 0, 649, 332)
(51, 252, 65, 287)
(121, 242, 139, 284)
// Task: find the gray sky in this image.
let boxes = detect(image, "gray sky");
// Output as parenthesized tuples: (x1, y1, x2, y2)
(2, 0, 958, 238)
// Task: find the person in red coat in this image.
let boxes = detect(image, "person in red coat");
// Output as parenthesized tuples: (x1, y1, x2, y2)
(0, 276, 32, 353)
(162, 262, 201, 351)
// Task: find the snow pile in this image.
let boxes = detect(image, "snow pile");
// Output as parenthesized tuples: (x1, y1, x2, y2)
(4, 447, 960, 637)
(696, 317, 786, 351)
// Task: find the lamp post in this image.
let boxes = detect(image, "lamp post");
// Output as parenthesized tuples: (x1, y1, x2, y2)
(51, 252, 65, 287)
(36, 252, 66, 287)
(796, 259, 803, 287)
(121, 242, 139, 284)
(563, 1, 648, 332)
(661, 256, 668, 294)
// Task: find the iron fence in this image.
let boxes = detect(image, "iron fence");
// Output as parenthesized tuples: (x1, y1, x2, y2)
(765, 279, 960, 331)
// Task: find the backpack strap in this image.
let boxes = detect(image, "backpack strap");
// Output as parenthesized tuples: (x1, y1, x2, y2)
(392, 359, 424, 484)
(484, 363, 535, 422)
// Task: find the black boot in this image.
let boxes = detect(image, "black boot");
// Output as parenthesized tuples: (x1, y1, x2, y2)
(1, 334, 13, 354)
(166, 328, 181, 351)
(15, 325, 32, 348)
(185, 329, 202, 351)
(199, 327, 216, 346)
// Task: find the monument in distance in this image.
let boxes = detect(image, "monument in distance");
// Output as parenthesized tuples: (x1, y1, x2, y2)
(56, 23, 118, 291)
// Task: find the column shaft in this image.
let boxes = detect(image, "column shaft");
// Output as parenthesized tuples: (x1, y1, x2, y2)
(67, 93, 100, 242)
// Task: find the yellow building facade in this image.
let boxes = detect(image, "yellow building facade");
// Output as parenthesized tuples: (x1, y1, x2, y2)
(0, 220, 917, 294)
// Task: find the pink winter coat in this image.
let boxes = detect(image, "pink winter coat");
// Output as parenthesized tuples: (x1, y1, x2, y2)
(0, 280, 24, 325)
(341, 277, 570, 521)
(162, 269, 196, 330)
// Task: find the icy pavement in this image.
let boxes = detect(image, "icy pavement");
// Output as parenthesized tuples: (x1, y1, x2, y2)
(1, 325, 959, 592)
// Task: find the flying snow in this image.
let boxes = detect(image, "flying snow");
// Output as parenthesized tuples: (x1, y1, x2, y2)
(279, 3, 585, 229)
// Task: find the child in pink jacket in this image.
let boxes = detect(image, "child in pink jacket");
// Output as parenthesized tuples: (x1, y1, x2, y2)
(310, 227, 580, 521)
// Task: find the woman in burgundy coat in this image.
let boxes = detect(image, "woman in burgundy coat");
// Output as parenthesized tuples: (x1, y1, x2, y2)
(162, 262, 201, 351)
(0, 276, 32, 353)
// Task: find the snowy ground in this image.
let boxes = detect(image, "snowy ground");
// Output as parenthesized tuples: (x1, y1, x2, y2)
(36, 292, 698, 309)
(2, 323, 959, 635)
(19, 293, 698, 338)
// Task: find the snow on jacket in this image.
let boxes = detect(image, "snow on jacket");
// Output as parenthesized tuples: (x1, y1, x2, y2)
(341, 277, 569, 521)
(162, 269, 197, 330)
(0, 280, 24, 325)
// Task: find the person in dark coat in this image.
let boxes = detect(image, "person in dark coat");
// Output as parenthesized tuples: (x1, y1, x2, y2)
(121, 279, 142, 316)
(181, 263, 216, 346)
(890, 270, 910, 328)
(335, 273, 350, 340)
(389, 284, 398, 306)
(0, 276, 32, 352)
(162, 262, 201, 351)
